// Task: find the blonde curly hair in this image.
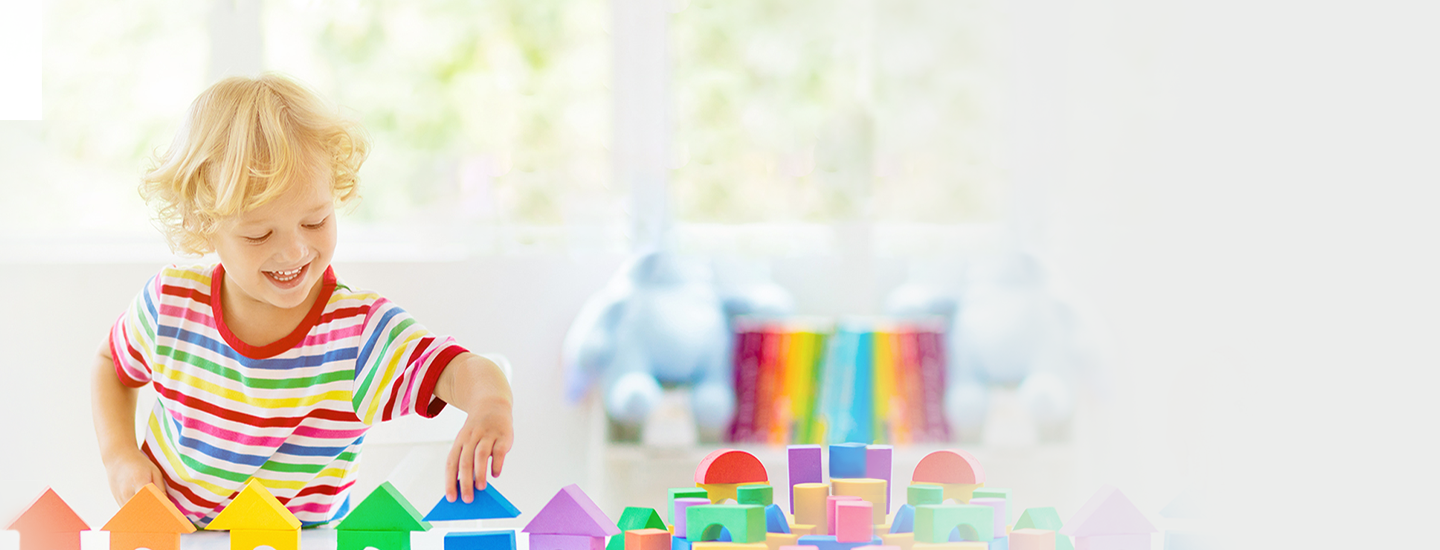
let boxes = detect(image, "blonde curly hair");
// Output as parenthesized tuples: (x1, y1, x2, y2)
(141, 73, 370, 255)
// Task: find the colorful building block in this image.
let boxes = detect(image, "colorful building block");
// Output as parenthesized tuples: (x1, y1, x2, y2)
(103, 483, 195, 550)
(1008, 529, 1055, 550)
(765, 533, 800, 550)
(907, 486, 943, 507)
(426, 481, 522, 521)
(1013, 509, 1070, 550)
(699, 483, 771, 504)
(970, 489, 1010, 502)
(524, 484, 621, 537)
(1057, 486, 1155, 542)
(831, 479, 886, 525)
(889, 506, 914, 534)
(739, 486, 775, 506)
(765, 504, 790, 534)
(446, 530, 517, 550)
(627, 529, 673, 550)
(336, 482, 431, 550)
(833, 502, 873, 543)
(673, 536, 692, 550)
(967, 499, 1005, 543)
(6, 487, 89, 550)
(778, 546, 819, 550)
(912, 543, 986, 550)
(339, 530, 412, 550)
(825, 496, 861, 536)
(828, 444, 867, 479)
(913, 505, 992, 543)
(864, 446, 892, 513)
(532, 534, 606, 550)
(691, 543, 766, 550)
(788, 446, 823, 514)
(879, 532, 914, 550)
(686, 504, 766, 543)
(671, 489, 712, 524)
(853, 546, 899, 550)
(795, 534, 883, 550)
(790, 525, 817, 537)
(609, 508, 668, 550)
(696, 449, 769, 484)
(910, 483, 981, 505)
(207, 480, 302, 550)
(911, 451, 984, 485)
(792, 483, 830, 535)
(674, 498, 712, 536)
(985, 538, 1006, 550)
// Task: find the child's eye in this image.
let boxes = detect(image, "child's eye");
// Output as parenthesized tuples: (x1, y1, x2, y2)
(303, 217, 329, 230)
(244, 232, 271, 243)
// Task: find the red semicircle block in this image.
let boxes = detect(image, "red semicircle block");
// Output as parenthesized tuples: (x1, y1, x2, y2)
(911, 449, 985, 485)
(694, 449, 769, 484)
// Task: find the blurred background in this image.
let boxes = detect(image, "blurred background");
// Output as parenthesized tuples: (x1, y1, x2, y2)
(2, 0, 1439, 547)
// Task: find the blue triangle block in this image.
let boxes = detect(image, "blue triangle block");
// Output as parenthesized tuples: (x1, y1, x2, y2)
(889, 504, 915, 534)
(426, 481, 522, 521)
(765, 504, 790, 534)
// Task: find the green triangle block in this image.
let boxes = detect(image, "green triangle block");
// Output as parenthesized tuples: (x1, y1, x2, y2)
(337, 482, 431, 532)
(1015, 507, 1071, 550)
(607, 507, 666, 550)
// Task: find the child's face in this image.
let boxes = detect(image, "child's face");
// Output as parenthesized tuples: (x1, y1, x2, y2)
(211, 173, 337, 312)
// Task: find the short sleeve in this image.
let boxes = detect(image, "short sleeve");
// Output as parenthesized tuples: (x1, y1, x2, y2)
(351, 298, 469, 425)
(110, 274, 162, 388)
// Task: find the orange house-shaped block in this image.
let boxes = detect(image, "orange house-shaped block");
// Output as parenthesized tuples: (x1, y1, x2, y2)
(103, 483, 197, 550)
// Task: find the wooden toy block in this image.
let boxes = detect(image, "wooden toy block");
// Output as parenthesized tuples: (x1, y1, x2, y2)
(907, 486, 943, 507)
(671, 489, 712, 524)
(795, 534, 883, 550)
(696, 450, 769, 484)
(6, 487, 89, 550)
(792, 483, 830, 535)
(831, 479, 886, 525)
(207, 480, 302, 532)
(686, 504, 766, 543)
(446, 530, 517, 550)
(967, 499, 1005, 543)
(524, 484, 621, 537)
(627, 529, 673, 550)
(1057, 486, 1155, 539)
(765, 532, 800, 550)
(532, 534, 606, 550)
(825, 496, 861, 536)
(879, 532, 913, 550)
(913, 505, 992, 543)
(699, 483, 770, 504)
(765, 504, 790, 534)
(911, 451, 985, 486)
(789, 525, 816, 536)
(426, 481, 522, 521)
(911, 543, 986, 550)
(338, 530, 411, 550)
(229, 529, 299, 550)
(1008, 529, 1054, 550)
(833, 502, 873, 543)
(691, 543, 767, 550)
(828, 444, 867, 479)
(674, 498, 712, 536)
(609, 508, 668, 550)
(110, 532, 183, 550)
(103, 483, 195, 535)
(340, 482, 431, 533)
(788, 446, 823, 514)
(739, 486, 775, 506)
(863, 446, 892, 513)
(1070, 534, 1149, 550)
(910, 483, 982, 504)
(889, 505, 914, 534)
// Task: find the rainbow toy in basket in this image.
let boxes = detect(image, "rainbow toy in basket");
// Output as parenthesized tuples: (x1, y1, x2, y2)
(2, 445, 1159, 550)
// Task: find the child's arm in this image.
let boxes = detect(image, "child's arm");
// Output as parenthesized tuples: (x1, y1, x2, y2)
(433, 352, 514, 503)
(91, 335, 167, 505)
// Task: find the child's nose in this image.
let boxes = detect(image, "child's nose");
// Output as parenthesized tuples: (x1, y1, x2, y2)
(277, 232, 307, 263)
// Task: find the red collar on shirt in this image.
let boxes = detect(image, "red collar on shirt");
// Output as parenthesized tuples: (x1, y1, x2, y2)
(210, 263, 338, 359)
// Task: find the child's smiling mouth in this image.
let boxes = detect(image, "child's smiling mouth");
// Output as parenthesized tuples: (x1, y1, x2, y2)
(265, 263, 308, 286)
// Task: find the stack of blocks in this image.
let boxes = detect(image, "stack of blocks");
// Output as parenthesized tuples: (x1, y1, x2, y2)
(424, 480, 524, 550)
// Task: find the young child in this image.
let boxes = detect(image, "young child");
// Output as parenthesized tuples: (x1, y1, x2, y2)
(90, 74, 514, 526)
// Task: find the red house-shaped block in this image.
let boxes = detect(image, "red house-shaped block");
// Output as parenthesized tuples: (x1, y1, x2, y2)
(6, 487, 90, 550)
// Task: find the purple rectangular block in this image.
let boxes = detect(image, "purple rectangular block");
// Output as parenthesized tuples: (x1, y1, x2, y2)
(788, 445, 823, 514)
(673, 498, 711, 535)
(865, 445, 892, 513)
(970, 498, 1007, 541)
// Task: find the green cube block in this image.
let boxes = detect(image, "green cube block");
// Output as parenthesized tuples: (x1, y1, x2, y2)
(907, 485, 944, 506)
(737, 485, 774, 506)
(972, 488, 1011, 501)
(914, 504, 993, 543)
(338, 530, 410, 550)
(685, 504, 766, 544)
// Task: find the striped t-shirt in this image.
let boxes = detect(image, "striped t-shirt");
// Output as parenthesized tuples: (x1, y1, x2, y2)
(109, 263, 467, 526)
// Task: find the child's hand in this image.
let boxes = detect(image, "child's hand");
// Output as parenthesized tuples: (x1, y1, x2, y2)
(104, 450, 167, 505)
(444, 396, 513, 503)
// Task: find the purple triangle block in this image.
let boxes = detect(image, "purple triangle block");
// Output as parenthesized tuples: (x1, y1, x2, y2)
(1060, 485, 1158, 537)
(523, 484, 620, 537)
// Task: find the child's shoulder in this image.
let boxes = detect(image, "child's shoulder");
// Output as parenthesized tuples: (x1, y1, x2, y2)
(155, 263, 217, 286)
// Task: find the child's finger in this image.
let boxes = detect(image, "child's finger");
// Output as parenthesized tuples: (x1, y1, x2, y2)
(491, 438, 510, 478)
(473, 438, 493, 491)
(458, 441, 477, 503)
(444, 440, 463, 502)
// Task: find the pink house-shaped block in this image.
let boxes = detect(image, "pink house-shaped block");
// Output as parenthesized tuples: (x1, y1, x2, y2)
(523, 484, 620, 550)
(1059, 486, 1157, 550)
